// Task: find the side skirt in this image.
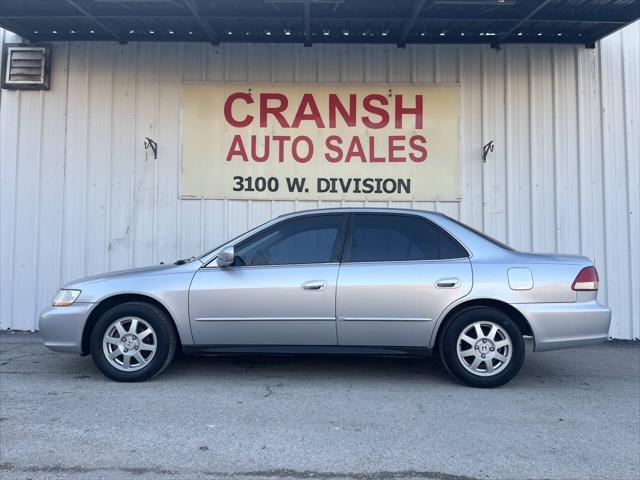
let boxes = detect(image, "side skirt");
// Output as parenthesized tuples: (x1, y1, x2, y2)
(182, 345, 433, 357)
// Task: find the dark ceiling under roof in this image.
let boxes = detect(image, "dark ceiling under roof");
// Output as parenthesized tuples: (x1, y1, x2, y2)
(0, 0, 638, 48)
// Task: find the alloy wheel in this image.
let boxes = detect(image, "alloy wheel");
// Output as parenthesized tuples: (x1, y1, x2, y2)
(102, 317, 157, 371)
(456, 320, 512, 377)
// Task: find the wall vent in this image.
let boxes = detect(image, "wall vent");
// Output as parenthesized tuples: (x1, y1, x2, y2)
(1, 44, 51, 90)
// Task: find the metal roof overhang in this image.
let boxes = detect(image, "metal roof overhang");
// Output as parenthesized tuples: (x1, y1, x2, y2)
(0, 0, 638, 48)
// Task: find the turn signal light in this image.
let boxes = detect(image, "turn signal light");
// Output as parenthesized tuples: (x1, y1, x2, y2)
(572, 266, 599, 291)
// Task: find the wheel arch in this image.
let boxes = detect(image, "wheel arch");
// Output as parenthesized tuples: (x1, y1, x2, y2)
(432, 298, 534, 352)
(81, 293, 180, 355)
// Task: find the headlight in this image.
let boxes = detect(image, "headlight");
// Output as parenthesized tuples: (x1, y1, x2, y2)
(52, 289, 82, 306)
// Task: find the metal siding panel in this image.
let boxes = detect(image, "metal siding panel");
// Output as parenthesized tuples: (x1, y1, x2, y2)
(226, 200, 250, 238)
(460, 46, 484, 230)
(203, 199, 226, 250)
(435, 45, 459, 83)
(576, 47, 607, 307)
(318, 45, 342, 82)
(34, 43, 69, 325)
(132, 43, 159, 268)
(600, 32, 633, 339)
(505, 46, 532, 251)
(414, 45, 436, 83)
(246, 44, 272, 82)
(86, 43, 114, 276)
(248, 200, 275, 229)
(343, 45, 365, 83)
(621, 23, 640, 339)
(108, 44, 136, 272)
(0, 29, 23, 329)
(205, 44, 224, 82)
(178, 199, 202, 258)
(10, 89, 43, 330)
(389, 46, 412, 83)
(434, 45, 460, 220)
(482, 47, 508, 244)
(367, 45, 388, 82)
(553, 46, 581, 255)
(271, 201, 297, 217)
(530, 47, 557, 253)
(297, 45, 319, 82)
(60, 43, 90, 284)
(182, 43, 205, 82)
(156, 43, 181, 264)
(0, 89, 20, 330)
(272, 45, 295, 82)
(225, 44, 249, 82)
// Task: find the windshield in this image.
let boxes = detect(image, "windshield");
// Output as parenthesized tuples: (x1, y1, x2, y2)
(197, 217, 276, 259)
(442, 215, 515, 251)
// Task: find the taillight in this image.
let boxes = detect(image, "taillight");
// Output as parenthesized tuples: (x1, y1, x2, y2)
(572, 266, 599, 291)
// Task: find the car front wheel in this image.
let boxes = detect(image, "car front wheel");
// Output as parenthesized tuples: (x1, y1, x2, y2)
(90, 302, 177, 382)
(440, 306, 525, 388)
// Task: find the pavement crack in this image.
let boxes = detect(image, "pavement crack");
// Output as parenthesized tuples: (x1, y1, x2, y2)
(0, 463, 484, 480)
(263, 384, 274, 398)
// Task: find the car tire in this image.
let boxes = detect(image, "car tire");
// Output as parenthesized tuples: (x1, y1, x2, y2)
(90, 301, 177, 382)
(439, 306, 525, 388)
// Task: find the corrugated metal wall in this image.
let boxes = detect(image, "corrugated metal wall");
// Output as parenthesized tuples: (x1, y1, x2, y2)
(1, 23, 638, 338)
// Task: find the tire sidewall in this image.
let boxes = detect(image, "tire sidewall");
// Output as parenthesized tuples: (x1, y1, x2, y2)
(440, 307, 525, 388)
(90, 302, 175, 382)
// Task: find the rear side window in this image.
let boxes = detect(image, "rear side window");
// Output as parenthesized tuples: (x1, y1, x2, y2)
(234, 214, 345, 266)
(345, 214, 467, 262)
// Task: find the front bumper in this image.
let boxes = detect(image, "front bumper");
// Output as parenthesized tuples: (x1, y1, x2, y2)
(39, 303, 96, 353)
(515, 301, 611, 352)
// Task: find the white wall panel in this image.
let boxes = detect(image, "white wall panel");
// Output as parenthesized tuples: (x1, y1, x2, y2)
(1, 22, 638, 338)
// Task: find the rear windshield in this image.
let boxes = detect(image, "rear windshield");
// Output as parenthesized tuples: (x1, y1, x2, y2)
(443, 215, 515, 251)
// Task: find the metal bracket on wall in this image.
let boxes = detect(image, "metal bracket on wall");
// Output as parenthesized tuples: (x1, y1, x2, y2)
(144, 137, 158, 160)
(482, 140, 494, 163)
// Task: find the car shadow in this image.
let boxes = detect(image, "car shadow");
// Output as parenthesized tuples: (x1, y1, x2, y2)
(160, 352, 455, 386)
(7, 334, 625, 390)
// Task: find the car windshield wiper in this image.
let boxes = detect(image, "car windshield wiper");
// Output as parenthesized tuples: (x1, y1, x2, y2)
(174, 256, 195, 265)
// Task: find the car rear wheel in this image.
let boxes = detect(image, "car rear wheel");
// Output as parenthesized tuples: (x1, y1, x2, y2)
(440, 307, 525, 388)
(90, 302, 177, 382)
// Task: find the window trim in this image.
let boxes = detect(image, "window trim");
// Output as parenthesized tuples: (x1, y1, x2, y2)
(341, 212, 469, 264)
(225, 213, 349, 268)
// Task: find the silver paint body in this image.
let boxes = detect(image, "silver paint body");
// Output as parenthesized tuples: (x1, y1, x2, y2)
(39, 208, 611, 354)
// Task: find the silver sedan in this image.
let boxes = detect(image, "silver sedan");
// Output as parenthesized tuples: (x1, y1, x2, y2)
(40, 208, 611, 387)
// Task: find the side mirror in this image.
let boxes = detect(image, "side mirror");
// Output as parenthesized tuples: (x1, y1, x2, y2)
(216, 246, 235, 267)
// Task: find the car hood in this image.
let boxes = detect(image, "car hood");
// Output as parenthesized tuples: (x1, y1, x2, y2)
(62, 260, 203, 288)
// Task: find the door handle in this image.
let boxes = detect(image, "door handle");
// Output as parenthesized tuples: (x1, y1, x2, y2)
(302, 280, 326, 291)
(436, 278, 460, 288)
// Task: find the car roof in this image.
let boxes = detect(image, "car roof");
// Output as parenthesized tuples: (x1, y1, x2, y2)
(278, 207, 443, 217)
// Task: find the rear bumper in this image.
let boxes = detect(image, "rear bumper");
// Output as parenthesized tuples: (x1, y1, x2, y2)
(515, 301, 611, 352)
(39, 303, 96, 353)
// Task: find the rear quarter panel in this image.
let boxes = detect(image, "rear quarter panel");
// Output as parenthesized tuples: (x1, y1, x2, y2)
(428, 251, 596, 348)
(469, 260, 588, 304)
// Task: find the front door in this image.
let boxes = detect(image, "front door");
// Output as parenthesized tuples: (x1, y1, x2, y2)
(189, 214, 347, 345)
(336, 213, 473, 347)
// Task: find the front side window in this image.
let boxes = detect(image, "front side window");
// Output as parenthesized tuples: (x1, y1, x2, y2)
(234, 214, 345, 266)
(346, 214, 467, 262)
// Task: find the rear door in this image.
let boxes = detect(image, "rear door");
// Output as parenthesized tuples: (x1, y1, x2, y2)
(336, 213, 472, 347)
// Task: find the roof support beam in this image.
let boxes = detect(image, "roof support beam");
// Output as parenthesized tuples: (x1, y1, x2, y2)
(184, 0, 219, 45)
(66, 0, 125, 43)
(0, 14, 632, 24)
(491, 0, 551, 48)
(304, 0, 311, 46)
(397, 0, 435, 48)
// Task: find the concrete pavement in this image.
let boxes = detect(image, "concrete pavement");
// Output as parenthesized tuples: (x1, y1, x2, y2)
(0, 332, 638, 480)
